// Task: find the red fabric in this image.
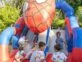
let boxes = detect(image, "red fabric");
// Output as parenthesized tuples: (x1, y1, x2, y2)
(66, 48, 82, 62)
(71, 48, 82, 62)
(24, 0, 55, 33)
(66, 53, 72, 62)
(65, 17, 72, 35)
(15, 17, 25, 36)
(22, 59, 29, 62)
(10, 49, 18, 62)
(46, 53, 53, 62)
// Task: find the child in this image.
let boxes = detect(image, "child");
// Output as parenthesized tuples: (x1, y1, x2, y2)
(30, 41, 46, 62)
(13, 44, 26, 62)
(52, 44, 67, 62)
(55, 31, 64, 49)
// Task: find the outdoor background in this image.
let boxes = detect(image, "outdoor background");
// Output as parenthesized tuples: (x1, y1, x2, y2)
(0, 0, 82, 32)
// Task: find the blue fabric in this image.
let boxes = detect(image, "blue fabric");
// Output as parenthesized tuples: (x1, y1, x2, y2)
(0, 27, 14, 45)
(65, 26, 69, 41)
(14, 24, 20, 28)
(12, 36, 19, 49)
(44, 28, 50, 55)
(34, 34, 38, 43)
(56, 1, 79, 29)
(73, 28, 82, 48)
(67, 35, 73, 52)
(56, 1, 74, 17)
(21, 26, 29, 36)
(44, 46, 49, 56)
(56, 0, 65, 2)
(65, 26, 73, 52)
(68, 16, 79, 29)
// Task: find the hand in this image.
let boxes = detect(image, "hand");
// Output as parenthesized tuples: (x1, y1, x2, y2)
(19, 55, 24, 59)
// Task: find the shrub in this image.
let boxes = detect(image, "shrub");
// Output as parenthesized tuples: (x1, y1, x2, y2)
(76, 6, 82, 27)
(0, 5, 20, 32)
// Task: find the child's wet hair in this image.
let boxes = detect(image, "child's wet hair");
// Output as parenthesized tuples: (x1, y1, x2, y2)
(54, 44, 61, 51)
(38, 41, 45, 48)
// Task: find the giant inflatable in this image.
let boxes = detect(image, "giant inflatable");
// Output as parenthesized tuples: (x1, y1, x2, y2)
(0, 0, 82, 62)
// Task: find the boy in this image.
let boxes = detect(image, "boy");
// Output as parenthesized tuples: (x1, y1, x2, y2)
(30, 41, 46, 62)
(52, 44, 67, 62)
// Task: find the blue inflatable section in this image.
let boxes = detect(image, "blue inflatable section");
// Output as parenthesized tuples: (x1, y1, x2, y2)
(44, 27, 50, 55)
(56, 1, 74, 17)
(21, 26, 29, 36)
(68, 36, 73, 52)
(68, 16, 79, 29)
(65, 26, 73, 52)
(56, 1, 79, 29)
(65, 26, 69, 41)
(12, 36, 19, 49)
(14, 24, 21, 29)
(0, 27, 15, 45)
(56, 0, 80, 52)
(66, 28, 72, 51)
(73, 28, 82, 48)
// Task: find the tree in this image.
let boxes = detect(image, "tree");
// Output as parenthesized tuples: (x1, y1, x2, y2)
(76, 6, 82, 27)
(52, 0, 82, 29)
(52, 10, 65, 29)
(0, 5, 20, 32)
(67, 0, 82, 11)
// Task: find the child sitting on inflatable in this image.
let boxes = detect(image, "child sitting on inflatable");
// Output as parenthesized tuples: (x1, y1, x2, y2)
(52, 44, 67, 62)
(13, 44, 26, 62)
